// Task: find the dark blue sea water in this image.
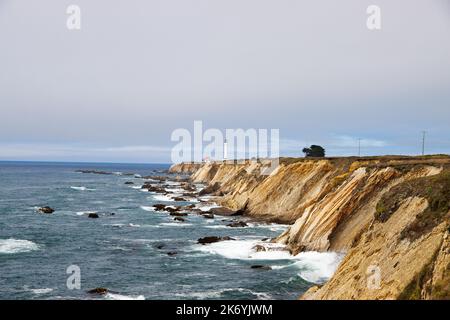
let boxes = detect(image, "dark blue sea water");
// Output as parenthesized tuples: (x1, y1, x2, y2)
(0, 161, 340, 300)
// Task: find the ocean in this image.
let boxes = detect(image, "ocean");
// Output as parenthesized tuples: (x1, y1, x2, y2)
(0, 161, 341, 300)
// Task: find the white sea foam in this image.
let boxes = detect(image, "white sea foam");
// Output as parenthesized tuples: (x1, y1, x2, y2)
(140, 206, 155, 212)
(165, 181, 181, 186)
(128, 223, 141, 228)
(23, 286, 54, 294)
(193, 239, 343, 284)
(70, 186, 95, 191)
(175, 288, 271, 300)
(195, 240, 292, 260)
(131, 186, 142, 189)
(289, 251, 343, 283)
(0, 239, 39, 254)
(31, 288, 53, 294)
(152, 194, 174, 202)
(76, 211, 97, 216)
(159, 222, 193, 227)
(247, 222, 290, 232)
(105, 293, 145, 300)
(196, 203, 220, 212)
(109, 223, 126, 228)
(165, 188, 185, 193)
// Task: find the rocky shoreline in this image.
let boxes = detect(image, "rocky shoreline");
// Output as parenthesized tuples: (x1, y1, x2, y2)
(170, 156, 450, 300)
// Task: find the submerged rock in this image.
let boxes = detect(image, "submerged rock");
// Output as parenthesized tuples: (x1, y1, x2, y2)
(172, 197, 187, 202)
(252, 244, 267, 252)
(141, 184, 166, 193)
(202, 213, 214, 219)
(170, 212, 188, 217)
(124, 181, 134, 185)
(87, 287, 109, 295)
(197, 236, 235, 245)
(153, 204, 167, 211)
(75, 170, 112, 175)
(167, 251, 177, 256)
(38, 206, 54, 214)
(88, 213, 99, 219)
(166, 206, 181, 213)
(174, 217, 185, 222)
(227, 221, 248, 228)
(251, 265, 272, 270)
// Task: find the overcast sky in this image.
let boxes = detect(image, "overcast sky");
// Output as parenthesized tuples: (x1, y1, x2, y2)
(1, 0, 449, 163)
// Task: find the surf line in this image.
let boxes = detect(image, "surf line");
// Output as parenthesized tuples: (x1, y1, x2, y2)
(176, 304, 210, 318)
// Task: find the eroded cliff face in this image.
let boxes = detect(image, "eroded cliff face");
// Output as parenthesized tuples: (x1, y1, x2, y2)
(170, 157, 450, 299)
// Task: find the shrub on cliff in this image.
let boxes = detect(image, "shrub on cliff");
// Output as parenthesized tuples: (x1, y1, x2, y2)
(302, 145, 325, 158)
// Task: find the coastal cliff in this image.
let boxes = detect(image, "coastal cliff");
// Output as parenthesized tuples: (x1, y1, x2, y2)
(170, 156, 450, 300)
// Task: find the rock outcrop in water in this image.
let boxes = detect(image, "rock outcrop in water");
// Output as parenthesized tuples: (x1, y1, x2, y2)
(38, 206, 54, 214)
(170, 156, 450, 299)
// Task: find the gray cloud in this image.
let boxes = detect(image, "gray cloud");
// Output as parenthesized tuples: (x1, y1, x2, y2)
(1, 0, 449, 162)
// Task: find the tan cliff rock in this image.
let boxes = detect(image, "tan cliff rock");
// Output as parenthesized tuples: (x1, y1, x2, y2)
(170, 156, 450, 299)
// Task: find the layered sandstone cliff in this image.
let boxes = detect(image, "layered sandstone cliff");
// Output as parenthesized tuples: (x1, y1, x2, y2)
(169, 156, 450, 299)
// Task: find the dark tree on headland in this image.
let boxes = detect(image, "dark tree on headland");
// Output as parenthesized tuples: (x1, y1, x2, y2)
(302, 145, 325, 157)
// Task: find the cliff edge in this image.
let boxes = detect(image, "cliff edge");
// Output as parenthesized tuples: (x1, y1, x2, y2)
(170, 156, 450, 299)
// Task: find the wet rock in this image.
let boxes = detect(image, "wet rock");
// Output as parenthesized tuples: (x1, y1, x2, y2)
(165, 206, 181, 213)
(251, 265, 272, 270)
(210, 207, 237, 216)
(87, 287, 109, 295)
(227, 221, 248, 228)
(88, 213, 99, 219)
(202, 213, 214, 219)
(197, 236, 235, 245)
(155, 244, 165, 250)
(170, 212, 188, 217)
(174, 217, 185, 222)
(124, 181, 134, 185)
(198, 182, 221, 196)
(153, 204, 167, 211)
(76, 170, 112, 175)
(252, 244, 267, 252)
(172, 197, 187, 202)
(38, 206, 54, 214)
(141, 184, 167, 193)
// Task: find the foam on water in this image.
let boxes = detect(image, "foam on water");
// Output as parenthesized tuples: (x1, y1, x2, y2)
(70, 186, 95, 191)
(0, 239, 39, 254)
(290, 251, 344, 283)
(140, 206, 155, 212)
(159, 222, 193, 227)
(196, 203, 220, 212)
(105, 293, 145, 300)
(152, 194, 174, 202)
(76, 211, 97, 216)
(193, 239, 343, 284)
(175, 288, 271, 300)
(23, 285, 54, 295)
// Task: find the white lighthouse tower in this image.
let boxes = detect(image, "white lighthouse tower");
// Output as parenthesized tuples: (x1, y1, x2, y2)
(223, 138, 228, 162)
